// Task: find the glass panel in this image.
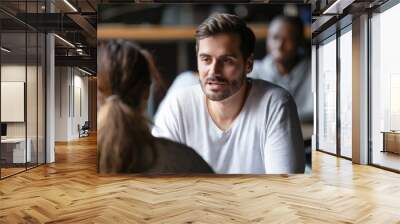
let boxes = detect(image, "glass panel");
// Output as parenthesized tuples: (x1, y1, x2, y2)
(27, 30, 38, 169)
(1, 30, 28, 177)
(26, 0, 39, 170)
(0, 1, 46, 178)
(339, 29, 352, 158)
(38, 32, 45, 165)
(317, 36, 337, 154)
(0, 11, 2, 179)
(371, 3, 400, 171)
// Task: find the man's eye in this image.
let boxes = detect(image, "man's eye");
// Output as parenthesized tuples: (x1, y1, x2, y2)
(201, 58, 210, 63)
(223, 58, 233, 64)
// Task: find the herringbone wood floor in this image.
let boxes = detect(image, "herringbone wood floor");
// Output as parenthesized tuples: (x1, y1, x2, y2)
(0, 134, 400, 223)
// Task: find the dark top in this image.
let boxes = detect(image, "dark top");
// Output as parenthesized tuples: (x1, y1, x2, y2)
(145, 137, 214, 174)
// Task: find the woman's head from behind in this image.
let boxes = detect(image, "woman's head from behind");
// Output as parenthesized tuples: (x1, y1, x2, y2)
(97, 39, 159, 173)
(98, 39, 154, 109)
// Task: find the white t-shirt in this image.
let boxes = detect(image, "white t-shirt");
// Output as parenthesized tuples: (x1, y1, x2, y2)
(152, 78, 305, 174)
(249, 56, 312, 123)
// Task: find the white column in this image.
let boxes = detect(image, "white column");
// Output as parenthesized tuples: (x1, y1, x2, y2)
(46, 1, 55, 163)
(311, 45, 317, 151)
(352, 14, 369, 164)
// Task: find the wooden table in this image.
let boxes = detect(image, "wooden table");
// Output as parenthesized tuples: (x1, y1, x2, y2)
(381, 131, 400, 154)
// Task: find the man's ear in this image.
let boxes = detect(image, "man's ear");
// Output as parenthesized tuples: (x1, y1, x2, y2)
(246, 53, 254, 74)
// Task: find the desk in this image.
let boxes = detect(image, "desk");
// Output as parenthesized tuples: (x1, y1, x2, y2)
(381, 131, 400, 154)
(1, 138, 32, 163)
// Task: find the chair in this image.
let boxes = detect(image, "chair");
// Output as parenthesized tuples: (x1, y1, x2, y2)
(79, 121, 90, 138)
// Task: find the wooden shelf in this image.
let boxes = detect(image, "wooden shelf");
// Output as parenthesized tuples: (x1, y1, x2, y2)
(98, 24, 311, 41)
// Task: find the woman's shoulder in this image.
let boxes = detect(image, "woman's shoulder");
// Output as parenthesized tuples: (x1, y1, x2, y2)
(149, 137, 214, 174)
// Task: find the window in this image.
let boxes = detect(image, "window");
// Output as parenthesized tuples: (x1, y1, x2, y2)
(317, 35, 337, 154)
(339, 28, 352, 158)
(371, 2, 400, 171)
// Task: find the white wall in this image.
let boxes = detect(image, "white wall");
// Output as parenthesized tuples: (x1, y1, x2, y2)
(1, 65, 36, 138)
(1, 82, 25, 122)
(1, 65, 26, 130)
(54, 67, 89, 141)
(55, 66, 69, 141)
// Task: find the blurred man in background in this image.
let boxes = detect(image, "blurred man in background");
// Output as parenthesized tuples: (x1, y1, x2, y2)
(249, 16, 312, 123)
(249, 16, 312, 169)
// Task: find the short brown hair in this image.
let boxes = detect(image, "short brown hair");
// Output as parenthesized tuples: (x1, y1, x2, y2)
(195, 13, 255, 60)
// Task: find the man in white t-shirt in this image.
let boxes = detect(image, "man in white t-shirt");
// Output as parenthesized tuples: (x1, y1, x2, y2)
(153, 13, 305, 174)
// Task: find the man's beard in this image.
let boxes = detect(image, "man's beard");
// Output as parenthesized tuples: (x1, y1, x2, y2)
(200, 73, 246, 101)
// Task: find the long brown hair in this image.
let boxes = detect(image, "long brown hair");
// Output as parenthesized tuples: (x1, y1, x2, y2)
(97, 39, 162, 173)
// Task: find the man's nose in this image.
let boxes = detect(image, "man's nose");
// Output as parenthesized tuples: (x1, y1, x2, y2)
(209, 60, 222, 75)
(276, 39, 284, 50)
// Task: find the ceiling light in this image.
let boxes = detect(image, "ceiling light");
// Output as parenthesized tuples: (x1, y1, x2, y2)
(54, 34, 75, 48)
(1, 47, 11, 53)
(76, 48, 86, 55)
(63, 0, 78, 12)
(78, 67, 93, 76)
(323, 0, 354, 15)
(323, 0, 341, 14)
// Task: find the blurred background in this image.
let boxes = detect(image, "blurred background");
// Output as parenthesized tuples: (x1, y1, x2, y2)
(98, 3, 311, 115)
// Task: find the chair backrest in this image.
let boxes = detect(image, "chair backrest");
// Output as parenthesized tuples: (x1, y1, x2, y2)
(82, 121, 90, 129)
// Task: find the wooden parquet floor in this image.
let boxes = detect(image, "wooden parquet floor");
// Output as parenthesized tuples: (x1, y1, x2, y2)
(0, 134, 400, 223)
(1, 167, 26, 178)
